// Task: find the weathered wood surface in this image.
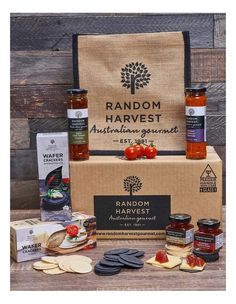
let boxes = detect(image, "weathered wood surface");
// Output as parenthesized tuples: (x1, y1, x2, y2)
(10, 49, 225, 88)
(191, 49, 225, 82)
(10, 119, 30, 149)
(10, 180, 39, 209)
(10, 82, 225, 119)
(11, 13, 214, 50)
(10, 208, 226, 291)
(214, 14, 226, 48)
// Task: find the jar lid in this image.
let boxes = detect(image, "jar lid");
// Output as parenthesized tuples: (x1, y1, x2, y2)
(197, 218, 220, 229)
(185, 86, 207, 93)
(66, 88, 88, 94)
(169, 213, 192, 223)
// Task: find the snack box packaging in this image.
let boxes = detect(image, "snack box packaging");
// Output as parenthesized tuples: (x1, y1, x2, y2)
(10, 212, 96, 262)
(36, 132, 72, 222)
(71, 147, 222, 239)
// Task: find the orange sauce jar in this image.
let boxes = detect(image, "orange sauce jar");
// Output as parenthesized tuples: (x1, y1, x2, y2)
(185, 87, 207, 159)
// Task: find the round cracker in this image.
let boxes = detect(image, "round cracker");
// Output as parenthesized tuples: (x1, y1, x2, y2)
(57, 255, 92, 264)
(33, 261, 58, 270)
(70, 261, 93, 274)
(43, 267, 66, 275)
(70, 255, 92, 264)
(165, 244, 193, 252)
(41, 256, 58, 264)
(166, 250, 191, 258)
(58, 261, 74, 273)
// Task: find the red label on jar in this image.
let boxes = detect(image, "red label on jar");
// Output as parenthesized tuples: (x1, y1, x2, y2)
(194, 233, 223, 251)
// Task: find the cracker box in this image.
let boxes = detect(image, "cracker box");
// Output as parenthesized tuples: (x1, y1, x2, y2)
(70, 147, 222, 239)
(36, 132, 72, 221)
(10, 212, 96, 262)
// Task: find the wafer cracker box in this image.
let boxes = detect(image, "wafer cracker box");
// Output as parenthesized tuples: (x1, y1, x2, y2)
(10, 212, 96, 262)
(36, 132, 72, 221)
(71, 147, 222, 239)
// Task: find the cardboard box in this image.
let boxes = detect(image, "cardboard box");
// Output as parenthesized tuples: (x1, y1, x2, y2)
(70, 147, 222, 239)
(36, 132, 72, 221)
(10, 212, 96, 262)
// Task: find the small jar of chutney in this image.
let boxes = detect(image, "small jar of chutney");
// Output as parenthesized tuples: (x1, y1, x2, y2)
(165, 213, 194, 248)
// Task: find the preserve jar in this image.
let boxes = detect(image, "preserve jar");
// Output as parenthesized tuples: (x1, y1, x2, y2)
(165, 213, 194, 247)
(194, 219, 223, 253)
(67, 88, 89, 161)
(185, 87, 207, 159)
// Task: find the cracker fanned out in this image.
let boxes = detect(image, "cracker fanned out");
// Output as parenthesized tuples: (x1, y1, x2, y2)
(146, 254, 181, 269)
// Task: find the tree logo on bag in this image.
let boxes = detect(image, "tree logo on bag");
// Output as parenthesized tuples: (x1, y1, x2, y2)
(123, 175, 142, 196)
(121, 62, 151, 94)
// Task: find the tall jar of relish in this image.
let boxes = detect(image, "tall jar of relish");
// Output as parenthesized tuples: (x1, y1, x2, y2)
(194, 219, 223, 253)
(185, 87, 207, 159)
(67, 88, 89, 161)
(165, 214, 194, 248)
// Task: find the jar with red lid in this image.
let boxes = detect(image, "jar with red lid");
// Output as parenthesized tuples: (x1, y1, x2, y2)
(165, 213, 194, 248)
(194, 219, 223, 253)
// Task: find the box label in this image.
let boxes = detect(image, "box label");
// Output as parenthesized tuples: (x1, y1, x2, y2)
(67, 109, 88, 145)
(94, 195, 170, 230)
(194, 233, 223, 251)
(200, 164, 217, 192)
(186, 106, 206, 142)
(166, 228, 194, 245)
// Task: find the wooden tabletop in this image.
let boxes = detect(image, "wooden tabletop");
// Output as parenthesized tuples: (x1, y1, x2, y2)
(11, 208, 226, 291)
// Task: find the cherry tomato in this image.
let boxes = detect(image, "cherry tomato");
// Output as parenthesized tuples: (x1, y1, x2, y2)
(144, 145, 157, 159)
(133, 143, 145, 158)
(155, 250, 169, 263)
(124, 146, 138, 160)
(186, 254, 196, 267)
(195, 256, 205, 267)
(66, 225, 79, 237)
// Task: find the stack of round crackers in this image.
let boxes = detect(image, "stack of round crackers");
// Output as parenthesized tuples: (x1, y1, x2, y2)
(33, 255, 93, 275)
(165, 244, 193, 258)
(95, 248, 145, 276)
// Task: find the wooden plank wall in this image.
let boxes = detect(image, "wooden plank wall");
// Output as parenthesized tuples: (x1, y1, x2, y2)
(10, 13, 226, 209)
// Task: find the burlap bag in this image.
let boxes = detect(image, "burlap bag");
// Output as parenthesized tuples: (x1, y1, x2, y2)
(73, 32, 191, 153)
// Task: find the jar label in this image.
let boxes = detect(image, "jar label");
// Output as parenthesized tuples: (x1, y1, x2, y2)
(166, 228, 194, 245)
(194, 233, 224, 251)
(67, 109, 88, 145)
(186, 106, 206, 142)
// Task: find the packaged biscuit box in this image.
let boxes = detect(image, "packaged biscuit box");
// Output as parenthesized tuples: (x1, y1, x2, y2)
(10, 212, 96, 262)
(36, 132, 72, 221)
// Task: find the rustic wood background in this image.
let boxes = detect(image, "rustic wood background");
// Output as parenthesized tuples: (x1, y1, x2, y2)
(10, 13, 226, 209)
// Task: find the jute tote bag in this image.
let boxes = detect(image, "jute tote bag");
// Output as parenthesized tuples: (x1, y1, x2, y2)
(73, 32, 191, 154)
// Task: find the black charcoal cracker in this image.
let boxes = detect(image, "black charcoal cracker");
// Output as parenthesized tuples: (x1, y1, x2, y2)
(125, 249, 139, 255)
(94, 262, 121, 276)
(193, 250, 220, 262)
(104, 248, 129, 255)
(119, 254, 144, 265)
(131, 250, 145, 257)
(118, 257, 143, 269)
(100, 259, 124, 267)
(103, 254, 120, 262)
(95, 268, 121, 276)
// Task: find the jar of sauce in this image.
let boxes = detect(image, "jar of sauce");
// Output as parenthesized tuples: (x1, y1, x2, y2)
(67, 88, 89, 161)
(165, 213, 194, 247)
(185, 87, 207, 159)
(194, 219, 223, 253)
